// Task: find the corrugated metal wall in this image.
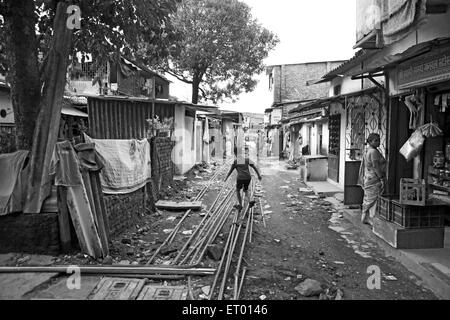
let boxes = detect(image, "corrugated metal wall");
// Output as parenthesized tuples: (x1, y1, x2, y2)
(87, 97, 174, 139)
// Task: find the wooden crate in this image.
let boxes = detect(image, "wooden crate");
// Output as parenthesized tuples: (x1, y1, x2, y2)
(391, 200, 445, 228)
(399, 178, 426, 206)
(377, 195, 397, 221)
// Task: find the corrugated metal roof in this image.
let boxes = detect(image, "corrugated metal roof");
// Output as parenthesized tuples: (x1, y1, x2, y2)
(61, 105, 88, 118)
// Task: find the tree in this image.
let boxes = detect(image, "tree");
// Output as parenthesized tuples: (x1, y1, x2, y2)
(158, 0, 279, 104)
(0, 0, 179, 150)
(0, 0, 178, 212)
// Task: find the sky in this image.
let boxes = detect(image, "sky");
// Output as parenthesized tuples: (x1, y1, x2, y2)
(168, 0, 358, 114)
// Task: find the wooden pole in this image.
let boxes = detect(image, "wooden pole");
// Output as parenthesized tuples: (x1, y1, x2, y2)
(56, 186, 72, 252)
(24, 2, 73, 213)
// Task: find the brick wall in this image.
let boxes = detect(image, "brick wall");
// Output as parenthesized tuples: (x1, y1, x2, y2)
(0, 213, 60, 254)
(103, 188, 147, 237)
(272, 61, 345, 103)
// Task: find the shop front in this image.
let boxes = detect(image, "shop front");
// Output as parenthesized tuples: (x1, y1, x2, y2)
(375, 40, 450, 249)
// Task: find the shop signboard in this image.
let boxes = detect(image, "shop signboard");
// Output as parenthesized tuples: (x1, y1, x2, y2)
(271, 108, 282, 125)
(397, 45, 450, 90)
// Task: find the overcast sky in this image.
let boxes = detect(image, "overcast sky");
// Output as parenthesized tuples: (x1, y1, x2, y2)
(169, 0, 358, 113)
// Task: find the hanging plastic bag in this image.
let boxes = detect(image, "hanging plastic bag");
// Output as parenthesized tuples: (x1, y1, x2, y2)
(399, 130, 425, 162)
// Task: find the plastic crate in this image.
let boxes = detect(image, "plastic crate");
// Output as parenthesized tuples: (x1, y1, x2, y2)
(377, 195, 397, 221)
(391, 200, 445, 228)
(399, 178, 426, 206)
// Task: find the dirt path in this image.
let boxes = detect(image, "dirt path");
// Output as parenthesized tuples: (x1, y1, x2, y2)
(239, 157, 436, 300)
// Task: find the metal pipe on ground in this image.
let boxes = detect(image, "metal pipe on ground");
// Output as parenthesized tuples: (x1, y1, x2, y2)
(191, 198, 235, 266)
(208, 207, 239, 300)
(217, 182, 256, 300)
(249, 207, 254, 244)
(171, 186, 230, 265)
(146, 208, 192, 265)
(166, 169, 221, 245)
(217, 204, 250, 300)
(189, 188, 234, 257)
(0, 266, 216, 275)
(233, 203, 251, 300)
(147, 166, 225, 265)
(237, 267, 247, 299)
(189, 199, 234, 266)
(179, 187, 235, 265)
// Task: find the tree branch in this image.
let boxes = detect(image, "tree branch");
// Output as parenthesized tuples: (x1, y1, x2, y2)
(163, 68, 193, 84)
(199, 86, 208, 100)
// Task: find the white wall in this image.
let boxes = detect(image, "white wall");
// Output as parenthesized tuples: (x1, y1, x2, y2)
(321, 121, 329, 156)
(173, 105, 198, 174)
(185, 115, 196, 171)
(330, 76, 363, 96)
(173, 105, 185, 174)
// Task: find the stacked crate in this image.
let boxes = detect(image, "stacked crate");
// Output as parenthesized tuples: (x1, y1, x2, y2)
(391, 200, 446, 228)
(377, 194, 397, 221)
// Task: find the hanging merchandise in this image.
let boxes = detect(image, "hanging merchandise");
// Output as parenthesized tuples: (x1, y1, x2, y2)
(434, 94, 441, 107)
(417, 121, 443, 138)
(442, 94, 448, 112)
(399, 129, 426, 162)
(404, 93, 423, 130)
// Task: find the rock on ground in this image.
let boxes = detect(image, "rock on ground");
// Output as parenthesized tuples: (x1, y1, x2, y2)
(295, 279, 323, 297)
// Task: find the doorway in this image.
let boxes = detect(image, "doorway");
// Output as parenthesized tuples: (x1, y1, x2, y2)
(328, 114, 340, 183)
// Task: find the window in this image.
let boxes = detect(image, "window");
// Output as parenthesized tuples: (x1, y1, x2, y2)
(334, 85, 341, 96)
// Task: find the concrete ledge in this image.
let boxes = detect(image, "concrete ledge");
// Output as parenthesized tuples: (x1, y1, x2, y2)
(305, 181, 344, 197)
(341, 208, 450, 299)
(373, 216, 445, 249)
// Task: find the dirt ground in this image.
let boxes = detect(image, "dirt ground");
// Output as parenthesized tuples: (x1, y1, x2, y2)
(0, 156, 439, 300)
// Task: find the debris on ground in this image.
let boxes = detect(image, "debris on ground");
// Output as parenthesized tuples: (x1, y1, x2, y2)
(295, 279, 323, 297)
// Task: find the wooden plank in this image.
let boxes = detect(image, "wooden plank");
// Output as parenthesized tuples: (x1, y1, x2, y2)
(89, 172, 110, 254)
(89, 278, 145, 300)
(81, 169, 98, 227)
(56, 186, 72, 252)
(93, 173, 110, 243)
(155, 201, 202, 211)
(23, 2, 73, 213)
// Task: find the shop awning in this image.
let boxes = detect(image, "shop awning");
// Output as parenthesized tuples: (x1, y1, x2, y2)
(61, 105, 88, 118)
(349, 37, 450, 78)
(289, 114, 326, 126)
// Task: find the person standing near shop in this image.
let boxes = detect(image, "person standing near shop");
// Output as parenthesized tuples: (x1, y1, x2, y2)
(358, 133, 386, 225)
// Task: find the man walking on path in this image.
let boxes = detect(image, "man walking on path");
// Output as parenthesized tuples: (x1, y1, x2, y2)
(224, 145, 262, 211)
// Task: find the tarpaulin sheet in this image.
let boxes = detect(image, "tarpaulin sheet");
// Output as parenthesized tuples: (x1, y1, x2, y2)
(382, 0, 427, 45)
(84, 134, 151, 194)
(0, 150, 29, 216)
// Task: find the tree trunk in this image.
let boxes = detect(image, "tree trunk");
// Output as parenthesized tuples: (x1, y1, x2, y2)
(24, 2, 73, 213)
(192, 73, 200, 104)
(3, 0, 41, 150)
